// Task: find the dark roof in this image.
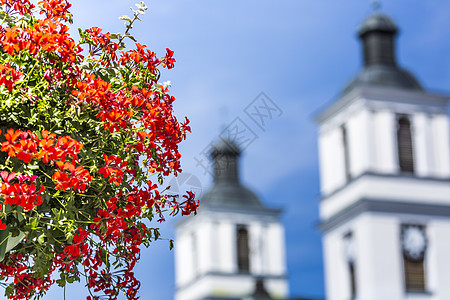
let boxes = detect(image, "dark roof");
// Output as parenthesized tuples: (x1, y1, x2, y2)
(358, 13, 397, 36)
(200, 139, 264, 209)
(342, 13, 423, 95)
(342, 64, 422, 95)
(201, 181, 263, 209)
(211, 138, 241, 157)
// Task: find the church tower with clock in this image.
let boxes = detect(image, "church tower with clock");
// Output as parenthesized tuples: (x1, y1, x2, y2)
(316, 12, 450, 300)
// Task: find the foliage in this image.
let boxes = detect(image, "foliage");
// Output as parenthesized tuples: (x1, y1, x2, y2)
(0, 0, 198, 299)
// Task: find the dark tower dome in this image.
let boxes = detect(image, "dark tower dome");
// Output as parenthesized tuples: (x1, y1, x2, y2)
(200, 139, 263, 209)
(342, 13, 423, 95)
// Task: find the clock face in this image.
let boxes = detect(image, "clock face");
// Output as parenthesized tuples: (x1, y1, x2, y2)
(402, 225, 426, 261)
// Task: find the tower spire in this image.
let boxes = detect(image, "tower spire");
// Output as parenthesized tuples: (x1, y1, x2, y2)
(371, 0, 381, 11)
(210, 138, 241, 183)
(358, 13, 398, 66)
(341, 12, 422, 94)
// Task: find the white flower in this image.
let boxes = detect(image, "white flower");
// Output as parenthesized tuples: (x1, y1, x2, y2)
(163, 80, 172, 88)
(136, 1, 148, 11)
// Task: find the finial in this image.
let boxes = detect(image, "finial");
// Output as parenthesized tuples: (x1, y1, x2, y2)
(372, 0, 381, 11)
(219, 106, 229, 132)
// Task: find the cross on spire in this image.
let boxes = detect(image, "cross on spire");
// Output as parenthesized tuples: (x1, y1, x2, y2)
(372, 0, 381, 11)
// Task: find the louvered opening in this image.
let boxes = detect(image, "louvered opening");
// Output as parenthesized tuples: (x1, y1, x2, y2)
(404, 256, 425, 292)
(342, 125, 351, 180)
(349, 262, 357, 299)
(397, 116, 414, 173)
(237, 226, 250, 272)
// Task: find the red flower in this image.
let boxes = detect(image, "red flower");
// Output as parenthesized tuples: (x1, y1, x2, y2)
(52, 161, 92, 192)
(98, 154, 128, 186)
(1, 129, 21, 157)
(1, 172, 45, 211)
(162, 48, 176, 69)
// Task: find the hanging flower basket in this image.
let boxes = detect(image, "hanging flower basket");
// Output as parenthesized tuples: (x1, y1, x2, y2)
(0, 0, 199, 299)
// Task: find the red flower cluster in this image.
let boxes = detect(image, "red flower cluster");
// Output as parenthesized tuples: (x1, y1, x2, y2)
(0, 19, 82, 63)
(181, 191, 200, 216)
(0, 129, 91, 208)
(0, 63, 23, 91)
(0, 254, 53, 300)
(63, 227, 89, 260)
(1, 129, 85, 165)
(0, 171, 45, 216)
(0, 0, 35, 16)
(52, 161, 92, 192)
(38, 0, 72, 21)
(162, 48, 176, 69)
(99, 154, 128, 186)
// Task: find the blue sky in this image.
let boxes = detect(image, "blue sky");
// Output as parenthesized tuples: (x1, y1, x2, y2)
(3, 1, 450, 299)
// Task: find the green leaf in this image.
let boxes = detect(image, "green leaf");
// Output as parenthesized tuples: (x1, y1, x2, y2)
(109, 33, 120, 40)
(124, 34, 137, 42)
(31, 218, 38, 230)
(5, 284, 14, 297)
(37, 233, 45, 245)
(0, 228, 10, 262)
(119, 15, 132, 22)
(56, 273, 67, 287)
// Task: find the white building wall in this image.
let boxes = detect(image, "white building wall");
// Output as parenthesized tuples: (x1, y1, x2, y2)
(266, 222, 287, 275)
(428, 220, 450, 299)
(217, 220, 235, 273)
(197, 221, 213, 275)
(318, 125, 347, 195)
(175, 230, 193, 286)
(356, 214, 404, 300)
(318, 87, 450, 300)
(323, 224, 353, 300)
(210, 221, 219, 272)
(175, 275, 288, 300)
(430, 114, 450, 177)
(320, 171, 450, 220)
(318, 130, 331, 194)
(322, 213, 450, 300)
(347, 109, 372, 178)
(249, 221, 264, 275)
(175, 210, 288, 300)
(322, 214, 405, 300)
(412, 113, 431, 177)
(373, 110, 397, 174)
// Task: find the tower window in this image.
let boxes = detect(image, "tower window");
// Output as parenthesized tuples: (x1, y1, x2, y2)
(237, 225, 250, 272)
(349, 262, 357, 299)
(342, 125, 351, 180)
(397, 116, 414, 173)
(404, 258, 426, 292)
(344, 232, 356, 299)
(401, 224, 427, 292)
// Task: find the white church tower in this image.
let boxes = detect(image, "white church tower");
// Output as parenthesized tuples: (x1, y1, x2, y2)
(316, 13, 450, 300)
(175, 139, 289, 300)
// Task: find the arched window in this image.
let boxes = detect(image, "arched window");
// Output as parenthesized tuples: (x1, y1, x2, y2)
(237, 225, 250, 272)
(397, 116, 414, 173)
(349, 263, 357, 299)
(344, 232, 356, 299)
